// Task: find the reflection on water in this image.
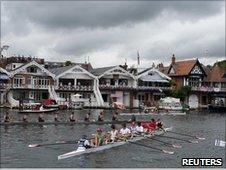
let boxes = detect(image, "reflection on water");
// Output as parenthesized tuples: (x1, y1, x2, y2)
(0, 108, 225, 168)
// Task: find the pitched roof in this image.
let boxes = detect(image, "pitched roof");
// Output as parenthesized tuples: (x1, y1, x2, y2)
(48, 63, 93, 76)
(91, 66, 116, 76)
(48, 65, 75, 76)
(208, 65, 226, 83)
(168, 59, 198, 76)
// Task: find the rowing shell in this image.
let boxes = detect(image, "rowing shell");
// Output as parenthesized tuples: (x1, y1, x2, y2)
(0, 120, 131, 126)
(58, 129, 166, 160)
(120, 112, 186, 116)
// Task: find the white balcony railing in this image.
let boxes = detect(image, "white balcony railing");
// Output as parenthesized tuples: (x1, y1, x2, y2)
(191, 86, 226, 92)
(56, 85, 93, 91)
(11, 84, 50, 89)
(99, 84, 171, 91)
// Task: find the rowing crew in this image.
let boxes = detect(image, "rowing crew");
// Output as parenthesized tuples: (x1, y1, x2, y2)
(75, 119, 164, 151)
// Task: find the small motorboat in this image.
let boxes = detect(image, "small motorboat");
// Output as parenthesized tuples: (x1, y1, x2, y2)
(18, 105, 57, 114)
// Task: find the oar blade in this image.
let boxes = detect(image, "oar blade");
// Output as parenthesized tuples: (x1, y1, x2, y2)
(172, 144, 182, 148)
(162, 149, 174, 155)
(28, 144, 39, 148)
(189, 140, 199, 143)
(196, 136, 205, 140)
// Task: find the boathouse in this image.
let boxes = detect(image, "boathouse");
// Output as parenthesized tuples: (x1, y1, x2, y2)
(137, 67, 171, 107)
(49, 64, 104, 106)
(0, 67, 11, 105)
(8, 60, 55, 107)
(91, 65, 136, 108)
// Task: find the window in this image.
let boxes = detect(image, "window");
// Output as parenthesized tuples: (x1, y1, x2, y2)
(27, 67, 37, 73)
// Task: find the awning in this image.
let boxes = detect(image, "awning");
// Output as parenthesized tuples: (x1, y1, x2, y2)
(0, 74, 10, 80)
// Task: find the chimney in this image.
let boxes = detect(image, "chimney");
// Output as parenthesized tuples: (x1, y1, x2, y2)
(172, 54, 176, 64)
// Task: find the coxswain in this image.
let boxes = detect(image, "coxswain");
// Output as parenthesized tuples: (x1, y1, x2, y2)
(22, 114, 28, 123)
(97, 111, 104, 121)
(84, 113, 90, 122)
(69, 112, 76, 122)
(135, 121, 144, 134)
(54, 114, 59, 122)
(4, 112, 11, 123)
(76, 135, 92, 152)
(38, 113, 45, 122)
(119, 123, 132, 140)
(106, 124, 119, 143)
(91, 128, 105, 147)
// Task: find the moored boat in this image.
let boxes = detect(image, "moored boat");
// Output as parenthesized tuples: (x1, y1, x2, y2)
(18, 105, 57, 114)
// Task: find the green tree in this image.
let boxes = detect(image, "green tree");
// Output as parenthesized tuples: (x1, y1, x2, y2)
(65, 60, 72, 66)
(170, 86, 191, 101)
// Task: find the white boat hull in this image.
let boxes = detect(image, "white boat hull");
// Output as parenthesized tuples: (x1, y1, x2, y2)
(58, 130, 165, 160)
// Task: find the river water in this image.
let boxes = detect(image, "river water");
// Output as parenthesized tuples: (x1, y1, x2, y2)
(0, 108, 225, 168)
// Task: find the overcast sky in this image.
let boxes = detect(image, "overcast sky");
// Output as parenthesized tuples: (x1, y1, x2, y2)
(1, 1, 225, 68)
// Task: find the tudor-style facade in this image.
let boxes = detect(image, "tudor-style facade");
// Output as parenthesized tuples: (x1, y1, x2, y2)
(8, 61, 55, 106)
(160, 55, 208, 109)
(50, 64, 104, 106)
(91, 66, 136, 107)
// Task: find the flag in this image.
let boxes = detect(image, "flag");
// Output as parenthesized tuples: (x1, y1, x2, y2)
(137, 51, 140, 65)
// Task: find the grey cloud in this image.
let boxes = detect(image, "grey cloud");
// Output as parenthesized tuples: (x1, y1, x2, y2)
(2, 1, 224, 33)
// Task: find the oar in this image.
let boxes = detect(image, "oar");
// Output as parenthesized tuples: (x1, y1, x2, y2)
(146, 136, 182, 148)
(156, 135, 198, 143)
(166, 131, 205, 140)
(28, 140, 77, 148)
(128, 141, 174, 155)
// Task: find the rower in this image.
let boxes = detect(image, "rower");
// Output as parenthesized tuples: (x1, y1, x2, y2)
(97, 111, 104, 122)
(119, 123, 131, 140)
(135, 121, 144, 134)
(38, 113, 45, 122)
(112, 112, 118, 121)
(76, 135, 92, 152)
(69, 112, 76, 122)
(84, 113, 90, 122)
(4, 112, 11, 123)
(54, 114, 59, 122)
(92, 128, 105, 147)
(106, 124, 119, 143)
(156, 119, 164, 130)
(145, 118, 157, 132)
(22, 114, 28, 123)
(130, 121, 137, 134)
(149, 118, 157, 130)
(129, 114, 136, 122)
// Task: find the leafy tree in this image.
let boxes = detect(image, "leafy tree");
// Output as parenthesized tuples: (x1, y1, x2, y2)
(170, 86, 191, 101)
(65, 60, 72, 66)
(214, 60, 226, 68)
